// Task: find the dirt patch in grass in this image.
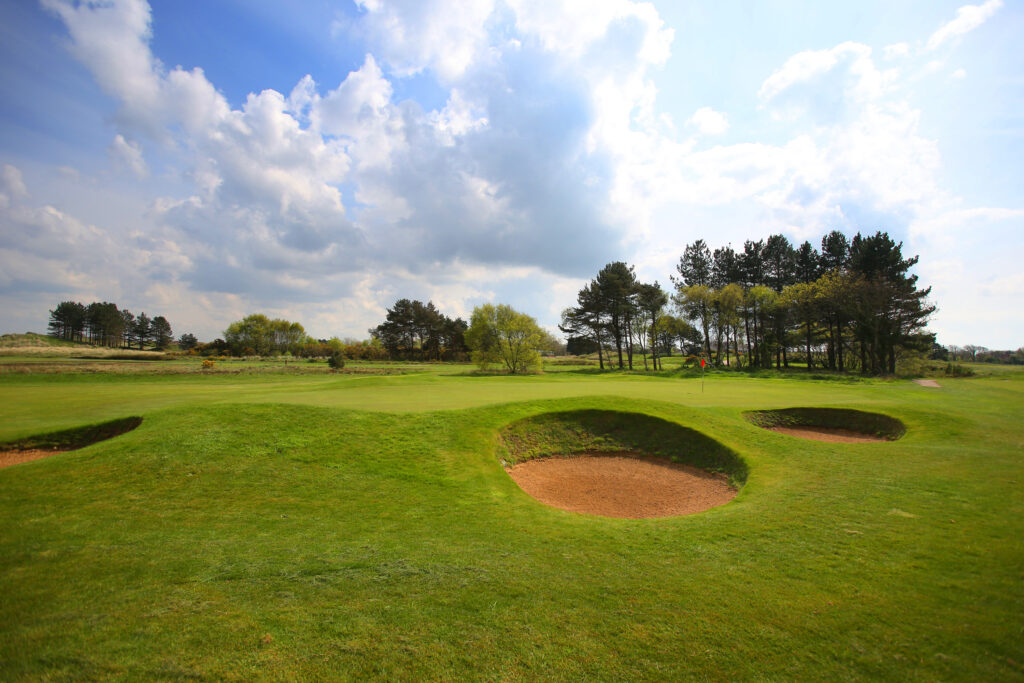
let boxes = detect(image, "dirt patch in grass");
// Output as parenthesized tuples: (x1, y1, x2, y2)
(506, 451, 736, 518)
(913, 379, 942, 388)
(0, 448, 69, 469)
(767, 426, 887, 443)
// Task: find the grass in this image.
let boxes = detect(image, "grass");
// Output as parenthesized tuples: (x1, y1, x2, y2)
(0, 359, 1022, 679)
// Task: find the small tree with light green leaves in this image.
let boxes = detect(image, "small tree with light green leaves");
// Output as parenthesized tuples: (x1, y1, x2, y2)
(465, 303, 546, 374)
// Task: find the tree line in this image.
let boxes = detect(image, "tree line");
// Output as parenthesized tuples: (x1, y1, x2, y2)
(935, 344, 1024, 365)
(561, 230, 934, 375)
(47, 300, 174, 350)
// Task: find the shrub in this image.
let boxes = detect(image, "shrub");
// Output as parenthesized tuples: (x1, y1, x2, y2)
(328, 352, 346, 370)
(945, 363, 974, 377)
(201, 359, 216, 370)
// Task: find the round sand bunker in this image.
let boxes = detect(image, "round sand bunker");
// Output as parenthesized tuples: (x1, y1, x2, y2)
(506, 452, 736, 518)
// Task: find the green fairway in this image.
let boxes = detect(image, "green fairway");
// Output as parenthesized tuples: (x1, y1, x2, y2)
(1, 366, 1022, 679)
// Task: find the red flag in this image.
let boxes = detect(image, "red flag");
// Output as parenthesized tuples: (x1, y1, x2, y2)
(700, 358, 705, 368)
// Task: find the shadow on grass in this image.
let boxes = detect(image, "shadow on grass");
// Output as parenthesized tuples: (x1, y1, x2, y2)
(0, 416, 143, 452)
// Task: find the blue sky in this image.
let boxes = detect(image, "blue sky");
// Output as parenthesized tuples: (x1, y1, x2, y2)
(1, 0, 1021, 349)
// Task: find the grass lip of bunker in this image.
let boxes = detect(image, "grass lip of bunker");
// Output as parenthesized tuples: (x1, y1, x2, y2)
(0, 416, 143, 468)
(498, 409, 748, 518)
(744, 407, 906, 443)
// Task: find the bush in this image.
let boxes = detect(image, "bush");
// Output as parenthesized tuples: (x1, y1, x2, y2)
(201, 359, 216, 370)
(328, 352, 346, 370)
(945, 363, 974, 377)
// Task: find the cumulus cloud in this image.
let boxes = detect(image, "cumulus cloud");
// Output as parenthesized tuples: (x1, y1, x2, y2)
(108, 134, 147, 176)
(926, 0, 1003, 51)
(686, 107, 729, 136)
(351, 0, 497, 82)
(884, 42, 910, 59)
(757, 41, 892, 111)
(1, 165, 29, 207)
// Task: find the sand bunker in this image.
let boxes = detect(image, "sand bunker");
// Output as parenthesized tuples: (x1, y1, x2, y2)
(0, 448, 67, 469)
(767, 426, 886, 443)
(0, 416, 142, 469)
(506, 452, 736, 518)
(746, 407, 905, 444)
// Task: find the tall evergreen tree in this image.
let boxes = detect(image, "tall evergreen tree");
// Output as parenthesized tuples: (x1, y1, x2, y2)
(134, 312, 152, 350)
(847, 231, 935, 374)
(151, 316, 173, 350)
(594, 262, 638, 369)
(820, 230, 850, 272)
(674, 239, 713, 287)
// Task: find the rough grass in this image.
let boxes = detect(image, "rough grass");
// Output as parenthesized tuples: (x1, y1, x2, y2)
(0, 362, 1022, 679)
(0, 333, 169, 359)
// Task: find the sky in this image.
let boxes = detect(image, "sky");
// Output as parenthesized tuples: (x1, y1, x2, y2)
(0, 0, 1021, 349)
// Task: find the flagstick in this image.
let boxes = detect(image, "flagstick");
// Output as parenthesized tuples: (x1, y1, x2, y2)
(701, 357, 705, 393)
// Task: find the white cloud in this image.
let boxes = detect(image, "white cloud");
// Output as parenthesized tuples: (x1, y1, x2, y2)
(1, 164, 29, 207)
(352, 0, 497, 82)
(884, 43, 910, 59)
(951, 68, 967, 80)
(508, 0, 673, 66)
(108, 134, 147, 176)
(686, 107, 729, 136)
(926, 0, 1003, 51)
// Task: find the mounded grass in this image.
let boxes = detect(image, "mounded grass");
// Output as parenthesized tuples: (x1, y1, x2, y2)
(0, 364, 1022, 679)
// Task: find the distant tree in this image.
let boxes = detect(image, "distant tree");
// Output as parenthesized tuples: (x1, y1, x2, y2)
(674, 239, 713, 288)
(560, 281, 609, 370)
(133, 312, 152, 350)
(565, 335, 599, 356)
(635, 282, 669, 370)
(47, 301, 87, 341)
(371, 299, 467, 360)
(593, 262, 639, 369)
(847, 231, 935, 374)
(178, 333, 199, 351)
(714, 283, 744, 367)
(928, 342, 949, 361)
(782, 281, 819, 370)
(121, 310, 136, 348)
(820, 230, 850, 272)
(962, 345, 987, 362)
(655, 314, 701, 356)
(711, 245, 741, 289)
(739, 239, 766, 287)
(795, 241, 821, 284)
(674, 284, 713, 359)
(151, 316, 173, 350)
(465, 303, 546, 374)
(86, 302, 126, 347)
(224, 314, 308, 356)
